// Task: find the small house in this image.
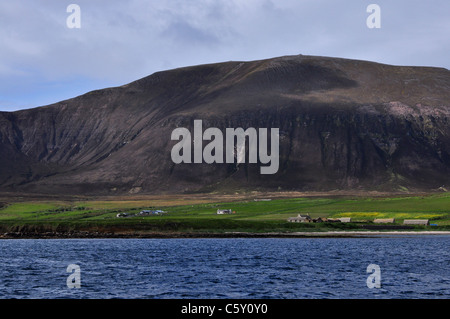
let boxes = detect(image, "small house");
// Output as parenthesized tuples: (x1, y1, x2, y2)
(403, 219, 429, 225)
(287, 217, 307, 223)
(139, 210, 166, 216)
(374, 218, 395, 224)
(217, 209, 233, 215)
(322, 217, 350, 223)
(287, 214, 312, 223)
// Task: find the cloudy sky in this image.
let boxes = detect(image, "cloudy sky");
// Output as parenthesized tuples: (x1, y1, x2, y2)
(1, 0, 449, 111)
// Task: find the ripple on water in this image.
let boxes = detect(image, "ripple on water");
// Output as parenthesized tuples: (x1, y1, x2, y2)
(0, 237, 448, 299)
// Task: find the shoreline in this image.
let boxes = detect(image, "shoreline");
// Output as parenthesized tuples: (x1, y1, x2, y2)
(1, 230, 450, 239)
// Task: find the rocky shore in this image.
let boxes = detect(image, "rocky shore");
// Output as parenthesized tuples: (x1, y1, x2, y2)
(1, 230, 450, 239)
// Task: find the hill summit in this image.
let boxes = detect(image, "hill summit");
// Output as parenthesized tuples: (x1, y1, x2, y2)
(0, 54, 449, 195)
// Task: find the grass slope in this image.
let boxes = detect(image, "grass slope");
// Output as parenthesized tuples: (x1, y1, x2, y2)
(0, 193, 449, 235)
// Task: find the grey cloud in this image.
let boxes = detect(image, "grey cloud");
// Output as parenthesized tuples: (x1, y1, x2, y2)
(0, 0, 448, 112)
(162, 20, 220, 45)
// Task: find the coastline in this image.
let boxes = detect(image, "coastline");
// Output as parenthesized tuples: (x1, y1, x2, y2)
(1, 230, 450, 239)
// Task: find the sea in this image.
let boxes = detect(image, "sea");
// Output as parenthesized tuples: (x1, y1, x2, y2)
(0, 236, 448, 299)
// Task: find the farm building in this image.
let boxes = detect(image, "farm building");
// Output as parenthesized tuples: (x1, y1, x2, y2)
(116, 210, 165, 218)
(403, 219, 429, 225)
(374, 218, 395, 223)
(139, 210, 165, 216)
(330, 217, 351, 223)
(287, 214, 312, 223)
(217, 209, 234, 215)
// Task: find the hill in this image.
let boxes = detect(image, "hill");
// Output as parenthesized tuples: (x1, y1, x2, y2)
(0, 54, 449, 195)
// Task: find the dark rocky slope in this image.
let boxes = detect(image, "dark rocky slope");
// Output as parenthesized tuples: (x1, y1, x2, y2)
(0, 55, 449, 195)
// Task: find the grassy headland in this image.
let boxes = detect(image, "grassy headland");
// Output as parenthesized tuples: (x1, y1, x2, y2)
(0, 192, 449, 238)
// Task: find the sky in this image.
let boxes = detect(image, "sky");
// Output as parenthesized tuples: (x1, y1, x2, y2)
(1, 0, 449, 111)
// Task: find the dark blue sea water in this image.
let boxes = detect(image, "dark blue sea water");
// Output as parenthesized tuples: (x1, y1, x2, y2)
(0, 236, 448, 299)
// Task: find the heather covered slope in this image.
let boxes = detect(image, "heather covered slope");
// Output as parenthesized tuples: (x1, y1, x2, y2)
(0, 55, 449, 195)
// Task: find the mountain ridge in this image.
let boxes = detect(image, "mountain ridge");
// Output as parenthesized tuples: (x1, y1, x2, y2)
(0, 54, 449, 195)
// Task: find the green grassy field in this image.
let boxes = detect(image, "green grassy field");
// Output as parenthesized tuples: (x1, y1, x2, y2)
(0, 192, 449, 235)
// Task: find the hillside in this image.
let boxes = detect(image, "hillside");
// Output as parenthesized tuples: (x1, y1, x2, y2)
(0, 54, 449, 195)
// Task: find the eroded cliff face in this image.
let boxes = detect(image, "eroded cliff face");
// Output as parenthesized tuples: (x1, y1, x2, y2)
(0, 55, 449, 195)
